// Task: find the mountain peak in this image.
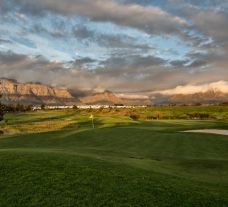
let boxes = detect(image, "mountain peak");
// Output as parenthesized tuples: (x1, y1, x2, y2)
(80, 90, 122, 105)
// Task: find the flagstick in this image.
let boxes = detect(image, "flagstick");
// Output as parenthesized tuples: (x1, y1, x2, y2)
(91, 118, 94, 129)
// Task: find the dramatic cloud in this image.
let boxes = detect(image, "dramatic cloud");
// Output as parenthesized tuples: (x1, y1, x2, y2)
(0, 0, 227, 94)
(153, 81, 228, 95)
(6, 0, 186, 35)
(186, 9, 228, 43)
(1, 51, 226, 95)
(116, 93, 149, 100)
(99, 55, 166, 68)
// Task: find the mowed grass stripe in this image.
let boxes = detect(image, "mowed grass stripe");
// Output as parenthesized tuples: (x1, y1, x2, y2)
(1, 127, 228, 160)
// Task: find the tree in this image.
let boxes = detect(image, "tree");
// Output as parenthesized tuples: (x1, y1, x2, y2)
(0, 94, 5, 121)
(153, 111, 163, 120)
(73, 105, 78, 110)
(41, 104, 46, 110)
(15, 103, 25, 112)
(129, 113, 140, 120)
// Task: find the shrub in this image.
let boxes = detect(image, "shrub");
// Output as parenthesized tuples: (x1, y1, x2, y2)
(187, 113, 210, 119)
(87, 107, 92, 113)
(73, 105, 78, 110)
(153, 111, 163, 120)
(0, 98, 5, 121)
(41, 104, 46, 110)
(146, 115, 154, 120)
(176, 114, 189, 119)
(129, 113, 140, 120)
(98, 106, 104, 112)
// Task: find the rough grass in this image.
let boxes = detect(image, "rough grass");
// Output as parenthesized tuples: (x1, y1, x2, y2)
(0, 109, 228, 206)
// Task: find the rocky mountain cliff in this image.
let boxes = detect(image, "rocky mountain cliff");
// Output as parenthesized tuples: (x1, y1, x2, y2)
(0, 79, 151, 106)
(0, 78, 78, 106)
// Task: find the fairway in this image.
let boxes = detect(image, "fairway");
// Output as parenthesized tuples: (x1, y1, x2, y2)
(0, 110, 228, 207)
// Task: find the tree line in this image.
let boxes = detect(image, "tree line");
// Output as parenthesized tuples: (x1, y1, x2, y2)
(0, 95, 4, 121)
(0, 94, 33, 121)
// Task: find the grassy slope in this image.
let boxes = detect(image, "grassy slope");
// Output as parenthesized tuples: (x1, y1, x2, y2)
(0, 109, 228, 206)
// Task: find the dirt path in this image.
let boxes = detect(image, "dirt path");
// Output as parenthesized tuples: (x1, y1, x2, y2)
(183, 129, 228, 136)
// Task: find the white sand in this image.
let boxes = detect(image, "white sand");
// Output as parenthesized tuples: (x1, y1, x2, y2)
(183, 129, 228, 136)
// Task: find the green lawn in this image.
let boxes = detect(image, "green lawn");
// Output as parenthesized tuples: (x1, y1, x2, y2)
(0, 109, 228, 206)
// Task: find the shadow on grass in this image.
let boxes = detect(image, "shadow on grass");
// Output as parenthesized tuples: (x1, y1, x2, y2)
(7, 111, 80, 125)
(62, 117, 138, 131)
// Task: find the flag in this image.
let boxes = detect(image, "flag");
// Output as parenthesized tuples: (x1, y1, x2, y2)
(89, 114, 94, 128)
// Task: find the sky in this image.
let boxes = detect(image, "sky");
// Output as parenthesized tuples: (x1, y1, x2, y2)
(0, 0, 228, 97)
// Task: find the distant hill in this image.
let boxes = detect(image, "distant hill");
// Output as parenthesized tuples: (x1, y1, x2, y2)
(153, 89, 228, 104)
(80, 90, 122, 105)
(80, 90, 152, 106)
(0, 78, 79, 106)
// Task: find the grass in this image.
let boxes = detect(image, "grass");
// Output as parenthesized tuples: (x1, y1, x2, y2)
(0, 108, 228, 206)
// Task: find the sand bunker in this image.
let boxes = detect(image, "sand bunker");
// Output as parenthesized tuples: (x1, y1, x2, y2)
(184, 129, 228, 136)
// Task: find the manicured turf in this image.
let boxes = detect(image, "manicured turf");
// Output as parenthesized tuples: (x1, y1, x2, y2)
(0, 110, 228, 206)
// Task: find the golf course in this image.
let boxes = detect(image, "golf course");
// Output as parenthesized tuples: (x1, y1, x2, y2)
(0, 107, 228, 207)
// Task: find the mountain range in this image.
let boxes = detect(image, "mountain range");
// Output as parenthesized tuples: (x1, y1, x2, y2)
(0, 78, 150, 106)
(153, 90, 228, 104)
(0, 78, 227, 106)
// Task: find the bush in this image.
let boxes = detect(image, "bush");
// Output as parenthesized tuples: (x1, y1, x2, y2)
(98, 106, 104, 113)
(73, 105, 78, 109)
(146, 115, 154, 120)
(3, 104, 32, 113)
(187, 113, 210, 119)
(0, 102, 5, 121)
(129, 113, 140, 120)
(15, 104, 27, 112)
(153, 111, 163, 120)
(86, 107, 93, 113)
(41, 104, 46, 110)
(176, 114, 189, 119)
